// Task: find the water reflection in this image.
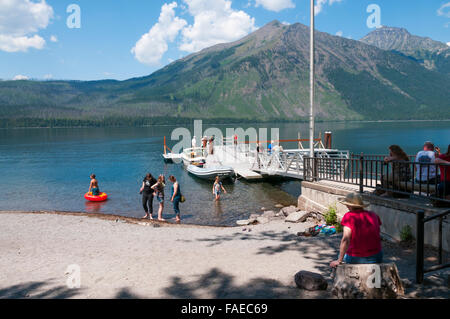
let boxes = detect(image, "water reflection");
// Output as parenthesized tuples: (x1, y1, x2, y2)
(84, 201, 107, 213)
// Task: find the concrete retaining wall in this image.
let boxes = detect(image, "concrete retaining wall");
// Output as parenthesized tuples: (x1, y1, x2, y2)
(298, 181, 450, 252)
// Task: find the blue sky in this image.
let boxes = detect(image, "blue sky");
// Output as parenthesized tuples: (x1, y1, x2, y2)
(0, 0, 449, 81)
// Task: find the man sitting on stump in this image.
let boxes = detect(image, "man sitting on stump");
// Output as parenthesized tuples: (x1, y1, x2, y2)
(330, 193, 383, 268)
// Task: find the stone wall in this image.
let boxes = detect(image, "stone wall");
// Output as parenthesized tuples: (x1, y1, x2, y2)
(298, 181, 450, 251)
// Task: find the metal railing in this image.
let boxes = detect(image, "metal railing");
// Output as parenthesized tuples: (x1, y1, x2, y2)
(416, 209, 450, 283)
(252, 150, 350, 177)
(303, 155, 450, 204)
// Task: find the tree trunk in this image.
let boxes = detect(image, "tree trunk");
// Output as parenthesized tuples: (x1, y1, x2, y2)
(332, 263, 404, 299)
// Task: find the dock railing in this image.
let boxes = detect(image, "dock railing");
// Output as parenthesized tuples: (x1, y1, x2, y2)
(303, 155, 450, 205)
(416, 209, 450, 283)
(252, 149, 349, 177)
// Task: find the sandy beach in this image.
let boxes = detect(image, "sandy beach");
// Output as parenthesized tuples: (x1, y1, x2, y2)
(0, 211, 448, 299)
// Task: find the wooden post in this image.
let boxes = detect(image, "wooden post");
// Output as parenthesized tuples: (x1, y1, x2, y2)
(164, 136, 167, 155)
(298, 132, 303, 149)
(324, 131, 332, 149)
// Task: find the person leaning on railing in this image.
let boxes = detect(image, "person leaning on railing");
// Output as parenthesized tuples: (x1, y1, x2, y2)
(435, 144, 450, 204)
(377, 145, 412, 197)
(414, 141, 438, 184)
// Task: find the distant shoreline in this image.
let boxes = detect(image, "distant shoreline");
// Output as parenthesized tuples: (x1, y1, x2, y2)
(1, 118, 449, 130)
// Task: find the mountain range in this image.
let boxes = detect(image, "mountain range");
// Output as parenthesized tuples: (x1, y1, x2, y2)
(1, 21, 449, 127)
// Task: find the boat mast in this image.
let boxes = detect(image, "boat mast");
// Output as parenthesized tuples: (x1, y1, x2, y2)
(309, 0, 315, 158)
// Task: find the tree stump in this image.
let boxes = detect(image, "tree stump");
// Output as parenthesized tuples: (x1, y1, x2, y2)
(331, 263, 404, 299)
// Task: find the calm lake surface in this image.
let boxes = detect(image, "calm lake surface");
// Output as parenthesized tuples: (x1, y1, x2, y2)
(1, 121, 448, 226)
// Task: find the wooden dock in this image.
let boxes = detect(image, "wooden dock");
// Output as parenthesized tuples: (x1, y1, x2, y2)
(234, 166, 263, 180)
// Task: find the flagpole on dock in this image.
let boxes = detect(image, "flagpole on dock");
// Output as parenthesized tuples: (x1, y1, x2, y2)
(309, 0, 315, 158)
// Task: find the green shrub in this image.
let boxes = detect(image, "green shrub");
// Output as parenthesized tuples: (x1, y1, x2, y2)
(324, 204, 338, 226)
(400, 225, 414, 242)
(324, 204, 343, 233)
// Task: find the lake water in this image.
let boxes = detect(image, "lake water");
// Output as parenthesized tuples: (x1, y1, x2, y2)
(0, 121, 448, 226)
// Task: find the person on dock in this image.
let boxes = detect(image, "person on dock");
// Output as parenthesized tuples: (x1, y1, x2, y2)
(202, 136, 208, 156)
(435, 145, 450, 206)
(208, 136, 215, 155)
(88, 174, 100, 196)
(377, 145, 411, 197)
(151, 175, 166, 221)
(140, 173, 157, 219)
(268, 140, 274, 155)
(330, 193, 383, 268)
(192, 136, 197, 149)
(213, 176, 227, 201)
(414, 141, 437, 184)
(169, 176, 182, 222)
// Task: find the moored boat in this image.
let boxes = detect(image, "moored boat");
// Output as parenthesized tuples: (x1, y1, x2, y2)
(162, 136, 183, 163)
(181, 147, 207, 166)
(162, 152, 182, 163)
(186, 164, 234, 181)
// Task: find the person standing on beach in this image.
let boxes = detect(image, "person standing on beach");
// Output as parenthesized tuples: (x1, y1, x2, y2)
(169, 176, 182, 222)
(140, 173, 157, 219)
(88, 174, 100, 196)
(212, 176, 227, 201)
(151, 175, 166, 221)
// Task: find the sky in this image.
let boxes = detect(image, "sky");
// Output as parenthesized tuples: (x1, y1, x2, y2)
(0, 0, 449, 81)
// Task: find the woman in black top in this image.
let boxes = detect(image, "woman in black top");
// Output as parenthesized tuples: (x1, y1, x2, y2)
(140, 173, 157, 219)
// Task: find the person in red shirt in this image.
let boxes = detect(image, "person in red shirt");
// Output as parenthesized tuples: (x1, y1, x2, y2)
(435, 144, 450, 202)
(330, 193, 383, 268)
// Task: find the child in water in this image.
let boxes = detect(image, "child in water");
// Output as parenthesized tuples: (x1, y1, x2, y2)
(88, 174, 100, 196)
(212, 176, 227, 201)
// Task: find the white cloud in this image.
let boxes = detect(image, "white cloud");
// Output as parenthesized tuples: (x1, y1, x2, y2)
(0, 34, 45, 52)
(254, 0, 295, 12)
(0, 0, 54, 52)
(50, 35, 57, 42)
(437, 2, 450, 18)
(336, 30, 343, 37)
(315, 0, 343, 15)
(13, 74, 29, 80)
(131, 2, 187, 66)
(447, 42, 450, 47)
(179, 0, 257, 53)
(132, 0, 257, 65)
